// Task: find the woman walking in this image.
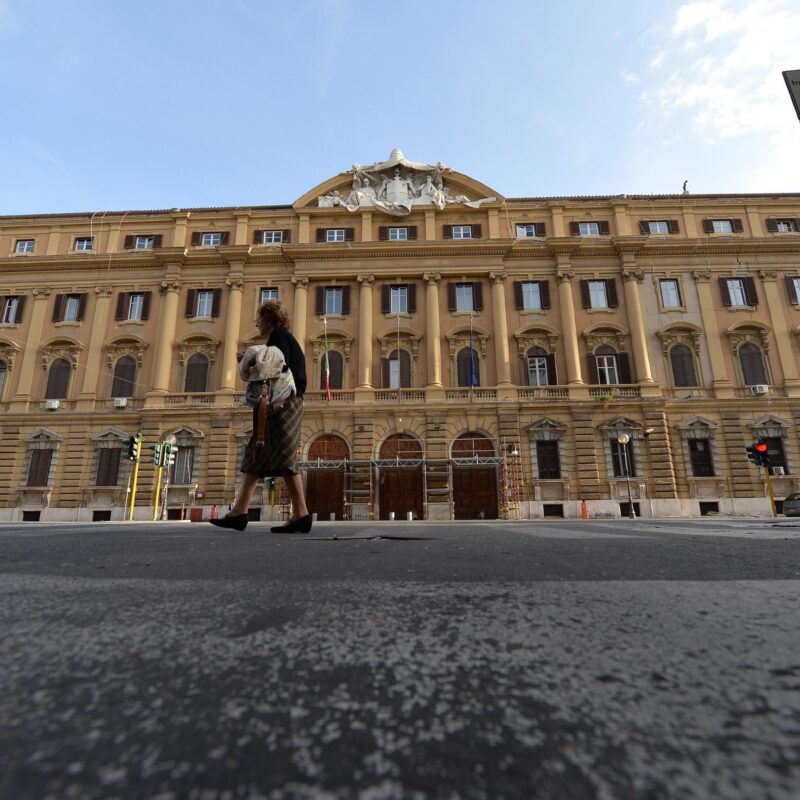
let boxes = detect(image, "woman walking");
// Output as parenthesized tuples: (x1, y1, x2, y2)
(211, 300, 311, 533)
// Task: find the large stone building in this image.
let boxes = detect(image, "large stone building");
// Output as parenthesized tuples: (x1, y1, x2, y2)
(1, 149, 799, 521)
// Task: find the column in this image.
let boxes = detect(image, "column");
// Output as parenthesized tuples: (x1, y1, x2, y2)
(490, 272, 512, 385)
(488, 208, 500, 239)
(172, 212, 189, 248)
(361, 211, 373, 242)
(556, 257, 583, 386)
(620, 260, 655, 385)
(425, 209, 436, 241)
(148, 279, 181, 398)
(77, 286, 113, 409)
(219, 273, 244, 392)
(424, 273, 442, 386)
(357, 275, 374, 388)
(693, 270, 733, 397)
(759, 270, 800, 396)
(291, 277, 308, 351)
(299, 214, 310, 244)
(9, 287, 50, 412)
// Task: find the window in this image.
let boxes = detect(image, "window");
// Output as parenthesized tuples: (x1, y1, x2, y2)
(64, 296, 80, 322)
(127, 293, 144, 321)
(115, 292, 150, 322)
(588, 280, 608, 309)
(171, 447, 194, 485)
(320, 350, 343, 390)
(315, 285, 351, 316)
(516, 223, 545, 238)
(713, 220, 732, 234)
(739, 343, 768, 386)
(53, 293, 86, 323)
(95, 448, 122, 486)
(719, 277, 757, 307)
(580, 279, 617, 309)
(648, 221, 669, 234)
(184, 354, 209, 393)
(660, 279, 682, 308)
(767, 218, 800, 233)
(452, 225, 473, 239)
(611, 440, 636, 477)
(326, 229, 345, 242)
(521, 282, 542, 310)
(75, 237, 94, 251)
(527, 346, 549, 386)
(457, 347, 480, 387)
(791, 278, 800, 304)
(111, 356, 136, 398)
(387, 349, 411, 389)
(443, 224, 481, 239)
(389, 227, 407, 241)
(455, 284, 474, 312)
(670, 344, 698, 387)
(45, 358, 71, 400)
(762, 437, 788, 475)
(260, 287, 278, 304)
(195, 290, 214, 317)
(728, 279, 747, 307)
(0, 359, 7, 398)
(262, 230, 284, 244)
(579, 222, 600, 236)
(325, 287, 343, 315)
(596, 349, 618, 385)
(2, 296, 21, 324)
(27, 449, 53, 487)
(15, 239, 34, 254)
(202, 232, 222, 247)
(134, 236, 154, 250)
(390, 286, 408, 314)
(688, 439, 714, 477)
(776, 221, 794, 233)
(536, 440, 561, 479)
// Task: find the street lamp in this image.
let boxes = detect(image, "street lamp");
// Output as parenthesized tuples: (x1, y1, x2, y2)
(616, 432, 636, 519)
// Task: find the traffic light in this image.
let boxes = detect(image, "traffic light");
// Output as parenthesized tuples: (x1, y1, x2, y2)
(755, 439, 770, 467)
(149, 443, 162, 465)
(162, 444, 178, 468)
(126, 432, 142, 462)
(745, 443, 759, 465)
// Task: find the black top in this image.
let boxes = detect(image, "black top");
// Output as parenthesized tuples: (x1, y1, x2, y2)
(268, 328, 307, 397)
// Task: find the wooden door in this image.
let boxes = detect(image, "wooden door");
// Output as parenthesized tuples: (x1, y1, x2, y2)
(307, 469, 345, 521)
(379, 468, 424, 520)
(452, 467, 498, 520)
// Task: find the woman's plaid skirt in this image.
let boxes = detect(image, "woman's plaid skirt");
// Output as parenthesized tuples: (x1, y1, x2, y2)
(240, 395, 303, 477)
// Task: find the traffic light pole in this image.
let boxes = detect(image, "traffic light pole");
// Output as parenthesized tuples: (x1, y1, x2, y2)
(128, 458, 141, 521)
(763, 465, 777, 517)
(152, 464, 164, 521)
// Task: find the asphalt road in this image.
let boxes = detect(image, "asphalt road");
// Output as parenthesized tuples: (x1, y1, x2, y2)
(2, 518, 800, 800)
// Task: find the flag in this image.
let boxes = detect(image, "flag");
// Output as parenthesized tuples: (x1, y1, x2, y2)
(469, 313, 478, 387)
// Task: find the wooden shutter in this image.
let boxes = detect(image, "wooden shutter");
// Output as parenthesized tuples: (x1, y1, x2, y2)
(123, 235, 135, 249)
(153, 235, 163, 248)
(569, 222, 580, 236)
(315, 287, 325, 315)
(185, 355, 208, 392)
(718, 278, 732, 306)
(667, 220, 680, 234)
(381, 358, 390, 388)
(96, 448, 121, 486)
(617, 352, 632, 384)
(586, 354, 599, 384)
(381, 284, 391, 314)
(731, 219, 744, 233)
(344, 228, 355, 242)
(77, 293, 87, 321)
(513, 281, 524, 310)
(253, 230, 264, 244)
(28, 449, 52, 487)
(407, 283, 417, 313)
(141, 292, 151, 320)
(341, 285, 351, 315)
(473, 282, 483, 311)
(540, 280, 551, 310)
(447, 283, 457, 312)
(766, 218, 778, 232)
(400, 350, 411, 387)
(598, 221, 610, 235)
(605, 279, 618, 308)
(471, 224, 482, 238)
(52, 294, 65, 322)
(443, 225, 453, 239)
(639, 221, 649, 234)
(211, 288, 222, 317)
(743, 277, 758, 306)
(786, 276, 798, 304)
(579, 280, 591, 309)
(378, 226, 389, 241)
(191, 232, 202, 246)
(111, 356, 136, 397)
(316, 228, 326, 242)
(219, 232, 230, 245)
(185, 289, 196, 317)
(13, 295, 26, 323)
(534, 222, 546, 237)
(46, 358, 71, 399)
(545, 353, 557, 385)
(407, 226, 418, 240)
(115, 293, 127, 321)
(280, 229, 291, 243)
(702, 220, 714, 234)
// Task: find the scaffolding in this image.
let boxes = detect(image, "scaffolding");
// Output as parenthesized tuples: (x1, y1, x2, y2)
(344, 458, 374, 520)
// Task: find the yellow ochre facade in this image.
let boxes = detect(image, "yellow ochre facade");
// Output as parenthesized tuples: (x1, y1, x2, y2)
(1, 150, 800, 521)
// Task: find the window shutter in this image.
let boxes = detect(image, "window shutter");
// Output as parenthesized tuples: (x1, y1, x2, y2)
(13, 295, 26, 323)
(473, 282, 483, 311)
(341, 285, 351, 315)
(378, 226, 389, 241)
(718, 278, 732, 307)
(795, 219, 800, 231)
(381, 358, 390, 388)
(786, 276, 798, 304)
(471, 224, 482, 238)
(111, 356, 136, 397)
(731, 219, 744, 233)
(46, 358, 71, 400)
(115, 293, 127, 321)
(52, 294, 65, 322)
(153, 234, 163, 248)
(211, 288, 222, 317)
(617, 352, 632, 384)
(447, 283, 457, 312)
(123, 235, 135, 249)
(534, 222, 546, 237)
(316, 228, 326, 243)
(569, 222, 580, 236)
(400, 350, 411, 388)
(281, 229, 291, 243)
(606, 279, 618, 308)
(141, 292, 151, 320)
(639, 221, 649, 234)
(407, 226, 418, 240)
(598, 221, 610, 235)
(443, 225, 453, 239)
(381, 284, 391, 314)
(191, 232, 201, 246)
(219, 232, 230, 245)
(97, 448, 121, 486)
(407, 283, 416, 313)
(253, 230, 264, 244)
(702, 220, 714, 234)
(77, 293, 87, 321)
(315, 287, 325, 315)
(185, 355, 209, 392)
(545, 353, 557, 385)
(28, 449, 52, 487)
(667, 220, 680, 234)
(579, 280, 591, 309)
(330, 351, 343, 389)
(344, 228, 355, 242)
(540, 280, 551, 309)
(185, 289, 196, 317)
(766, 218, 778, 232)
(513, 281, 524, 310)
(743, 276, 758, 306)
(586, 354, 599, 384)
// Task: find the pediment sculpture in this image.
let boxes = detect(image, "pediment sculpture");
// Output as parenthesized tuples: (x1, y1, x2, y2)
(318, 149, 496, 217)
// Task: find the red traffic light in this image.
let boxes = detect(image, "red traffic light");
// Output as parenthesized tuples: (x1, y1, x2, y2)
(755, 442, 768, 453)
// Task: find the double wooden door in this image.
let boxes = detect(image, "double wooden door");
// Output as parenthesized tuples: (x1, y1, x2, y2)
(452, 466, 498, 520)
(379, 468, 424, 520)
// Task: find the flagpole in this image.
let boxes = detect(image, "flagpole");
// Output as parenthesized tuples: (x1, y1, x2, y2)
(323, 315, 332, 401)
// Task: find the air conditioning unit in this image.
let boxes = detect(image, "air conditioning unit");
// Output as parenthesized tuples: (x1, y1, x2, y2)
(44, 399, 60, 411)
(113, 397, 128, 408)
(772, 467, 786, 476)
(751, 384, 770, 395)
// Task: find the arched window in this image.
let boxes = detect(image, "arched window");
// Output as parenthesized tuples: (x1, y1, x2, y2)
(457, 347, 480, 387)
(110, 355, 136, 398)
(526, 346, 555, 386)
(184, 353, 209, 392)
(669, 344, 698, 387)
(321, 350, 344, 390)
(0, 359, 6, 399)
(739, 342, 768, 385)
(45, 357, 71, 399)
(385, 348, 411, 389)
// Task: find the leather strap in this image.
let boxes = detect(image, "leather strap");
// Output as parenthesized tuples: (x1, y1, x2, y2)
(254, 383, 269, 452)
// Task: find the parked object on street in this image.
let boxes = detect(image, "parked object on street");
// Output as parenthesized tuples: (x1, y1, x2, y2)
(782, 492, 800, 516)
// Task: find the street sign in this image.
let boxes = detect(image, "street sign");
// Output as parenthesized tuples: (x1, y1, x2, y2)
(783, 70, 800, 122)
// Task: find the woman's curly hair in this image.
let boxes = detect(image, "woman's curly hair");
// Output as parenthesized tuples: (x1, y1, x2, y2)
(258, 300, 291, 330)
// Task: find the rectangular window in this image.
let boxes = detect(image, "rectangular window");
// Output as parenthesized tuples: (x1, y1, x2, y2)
(648, 221, 670, 234)
(389, 357, 401, 389)
(2, 297, 19, 324)
(688, 439, 715, 477)
(63, 296, 81, 322)
(660, 279, 682, 308)
(388, 227, 408, 241)
(15, 239, 34, 254)
(171, 447, 194, 485)
(326, 229, 345, 242)
(521, 281, 542, 310)
(527, 356, 548, 386)
(597, 354, 618, 385)
(75, 237, 94, 251)
(390, 285, 408, 314)
(516, 224, 537, 238)
(579, 222, 600, 236)
(793, 278, 800, 304)
(455, 284, 474, 312)
(95, 448, 122, 486)
(536, 440, 561, 479)
(325, 287, 343, 315)
(127, 293, 144, 321)
(588, 280, 608, 309)
(726, 279, 747, 307)
(134, 236, 154, 250)
(776, 221, 795, 233)
(262, 230, 284, 244)
(452, 225, 473, 239)
(711, 220, 733, 234)
(611, 440, 636, 477)
(763, 437, 788, 475)
(201, 232, 222, 246)
(260, 287, 279, 304)
(195, 290, 214, 317)
(27, 448, 53, 487)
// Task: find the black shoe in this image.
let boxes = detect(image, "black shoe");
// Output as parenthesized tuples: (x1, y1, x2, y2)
(270, 514, 313, 534)
(210, 513, 248, 532)
(295, 514, 313, 534)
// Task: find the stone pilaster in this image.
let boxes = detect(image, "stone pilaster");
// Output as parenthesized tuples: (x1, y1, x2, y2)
(357, 275, 374, 389)
(720, 412, 761, 497)
(693, 269, 733, 397)
(424, 273, 442, 388)
(620, 257, 655, 385)
(77, 285, 113, 408)
(148, 278, 181, 398)
(571, 411, 602, 499)
(220, 271, 244, 391)
(759, 269, 800, 395)
(205, 415, 236, 505)
(556, 257, 583, 386)
(643, 408, 677, 498)
(9, 287, 50, 412)
(490, 272, 512, 386)
(291, 277, 309, 351)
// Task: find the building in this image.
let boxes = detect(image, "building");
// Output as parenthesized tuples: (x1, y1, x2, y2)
(1, 149, 799, 522)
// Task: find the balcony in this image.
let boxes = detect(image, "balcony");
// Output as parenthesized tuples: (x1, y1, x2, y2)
(163, 392, 216, 406)
(517, 386, 570, 400)
(588, 385, 641, 400)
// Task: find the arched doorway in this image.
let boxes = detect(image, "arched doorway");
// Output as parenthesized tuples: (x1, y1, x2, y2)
(306, 435, 350, 521)
(377, 434, 424, 520)
(451, 433, 499, 520)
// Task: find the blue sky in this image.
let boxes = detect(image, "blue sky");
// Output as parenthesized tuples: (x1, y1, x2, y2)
(1, 0, 798, 215)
